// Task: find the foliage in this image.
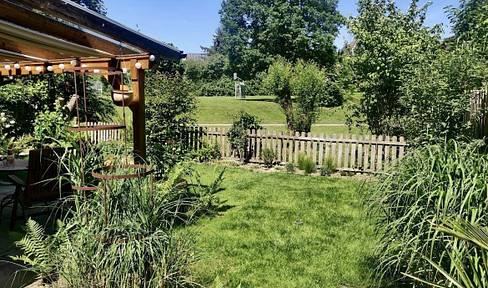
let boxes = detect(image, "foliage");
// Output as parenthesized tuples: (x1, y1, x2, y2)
(399, 42, 488, 143)
(0, 112, 16, 155)
(348, 0, 442, 136)
(260, 148, 276, 168)
(191, 140, 221, 163)
(11, 219, 64, 283)
(405, 218, 488, 288)
(320, 157, 336, 176)
(285, 162, 295, 173)
(33, 101, 75, 148)
(227, 110, 261, 162)
(72, 0, 107, 15)
(297, 153, 316, 174)
(0, 76, 115, 139)
(145, 71, 197, 176)
(215, 0, 344, 79)
(198, 77, 234, 97)
(13, 150, 226, 287)
(369, 140, 488, 285)
(448, 0, 488, 48)
(264, 59, 330, 132)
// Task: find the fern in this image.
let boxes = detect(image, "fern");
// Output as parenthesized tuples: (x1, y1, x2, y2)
(11, 219, 60, 282)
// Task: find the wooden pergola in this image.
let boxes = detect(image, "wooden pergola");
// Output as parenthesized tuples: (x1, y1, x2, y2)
(0, 0, 185, 160)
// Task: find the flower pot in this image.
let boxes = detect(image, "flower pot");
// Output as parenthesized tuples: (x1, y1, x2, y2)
(111, 90, 133, 106)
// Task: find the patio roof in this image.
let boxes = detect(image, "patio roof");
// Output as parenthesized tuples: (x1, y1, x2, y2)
(0, 0, 185, 75)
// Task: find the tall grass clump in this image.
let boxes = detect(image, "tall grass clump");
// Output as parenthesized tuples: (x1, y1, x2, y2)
(12, 143, 225, 287)
(370, 140, 488, 286)
(297, 153, 316, 174)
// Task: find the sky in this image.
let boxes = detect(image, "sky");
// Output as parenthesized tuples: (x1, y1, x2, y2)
(104, 0, 461, 53)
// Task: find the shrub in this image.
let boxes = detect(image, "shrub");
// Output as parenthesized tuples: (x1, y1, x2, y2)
(297, 153, 316, 174)
(146, 71, 197, 176)
(320, 157, 337, 176)
(260, 148, 276, 168)
(285, 162, 295, 173)
(192, 140, 221, 163)
(228, 110, 261, 162)
(369, 140, 488, 286)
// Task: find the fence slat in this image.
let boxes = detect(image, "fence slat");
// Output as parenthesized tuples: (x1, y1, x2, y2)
(187, 127, 407, 172)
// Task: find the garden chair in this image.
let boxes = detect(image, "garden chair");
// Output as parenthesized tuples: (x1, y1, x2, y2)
(3, 148, 71, 230)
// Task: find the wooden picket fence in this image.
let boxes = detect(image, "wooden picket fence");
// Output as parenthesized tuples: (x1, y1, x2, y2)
(185, 126, 407, 173)
(469, 90, 488, 138)
(85, 122, 123, 144)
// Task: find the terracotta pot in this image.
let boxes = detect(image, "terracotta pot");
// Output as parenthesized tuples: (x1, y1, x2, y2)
(111, 90, 133, 106)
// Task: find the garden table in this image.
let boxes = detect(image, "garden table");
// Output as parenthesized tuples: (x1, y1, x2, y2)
(0, 159, 28, 172)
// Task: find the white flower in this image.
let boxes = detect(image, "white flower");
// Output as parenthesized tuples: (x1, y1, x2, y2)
(9, 120, 14, 124)
(0, 113, 4, 117)
(5, 124, 10, 128)
(1, 117, 6, 122)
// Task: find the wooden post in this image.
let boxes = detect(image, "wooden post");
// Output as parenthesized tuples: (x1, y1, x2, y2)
(129, 66, 146, 163)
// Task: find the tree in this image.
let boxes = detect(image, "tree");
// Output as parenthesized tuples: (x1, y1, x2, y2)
(145, 71, 197, 176)
(348, 0, 441, 136)
(264, 58, 328, 133)
(215, 0, 344, 79)
(448, 0, 488, 46)
(72, 0, 107, 15)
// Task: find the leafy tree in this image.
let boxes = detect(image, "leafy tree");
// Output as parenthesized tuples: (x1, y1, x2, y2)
(72, 0, 107, 15)
(399, 43, 488, 143)
(215, 0, 344, 79)
(145, 71, 197, 176)
(348, 0, 441, 136)
(447, 0, 488, 47)
(264, 58, 328, 133)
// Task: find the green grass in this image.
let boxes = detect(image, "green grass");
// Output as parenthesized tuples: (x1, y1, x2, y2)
(182, 165, 376, 288)
(196, 96, 354, 124)
(201, 124, 367, 136)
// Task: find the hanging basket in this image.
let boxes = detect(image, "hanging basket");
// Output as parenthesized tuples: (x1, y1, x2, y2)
(111, 90, 133, 106)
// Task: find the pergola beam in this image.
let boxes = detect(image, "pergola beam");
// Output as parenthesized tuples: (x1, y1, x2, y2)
(15, 0, 184, 60)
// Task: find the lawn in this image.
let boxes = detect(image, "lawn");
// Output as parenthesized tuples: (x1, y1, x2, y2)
(183, 164, 376, 288)
(196, 96, 354, 124)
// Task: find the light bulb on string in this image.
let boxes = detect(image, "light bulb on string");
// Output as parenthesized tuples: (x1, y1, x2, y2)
(25, 66, 31, 72)
(14, 63, 20, 70)
(47, 66, 53, 72)
(4, 65, 10, 71)
(36, 66, 42, 72)
(59, 64, 65, 70)
(135, 62, 142, 69)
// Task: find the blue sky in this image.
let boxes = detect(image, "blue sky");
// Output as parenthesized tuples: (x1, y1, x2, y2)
(105, 0, 461, 53)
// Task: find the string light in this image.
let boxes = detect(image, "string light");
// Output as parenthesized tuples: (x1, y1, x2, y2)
(36, 66, 42, 72)
(25, 66, 31, 72)
(59, 64, 65, 70)
(122, 68, 128, 74)
(93, 69, 100, 74)
(149, 55, 156, 61)
(135, 62, 142, 69)
(4, 65, 10, 71)
(70, 60, 77, 66)
(47, 66, 53, 72)
(14, 63, 20, 69)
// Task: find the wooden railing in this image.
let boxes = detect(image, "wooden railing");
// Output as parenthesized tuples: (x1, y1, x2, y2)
(185, 126, 407, 172)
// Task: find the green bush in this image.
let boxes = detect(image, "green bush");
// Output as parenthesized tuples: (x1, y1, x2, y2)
(285, 162, 295, 173)
(320, 157, 336, 176)
(227, 110, 261, 162)
(297, 153, 316, 174)
(146, 71, 197, 176)
(260, 148, 276, 168)
(192, 140, 221, 163)
(370, 140, 488, 286)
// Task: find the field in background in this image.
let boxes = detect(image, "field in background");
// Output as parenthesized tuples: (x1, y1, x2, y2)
(196, 95, 356, 125)
(182, 164, 376, 288)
